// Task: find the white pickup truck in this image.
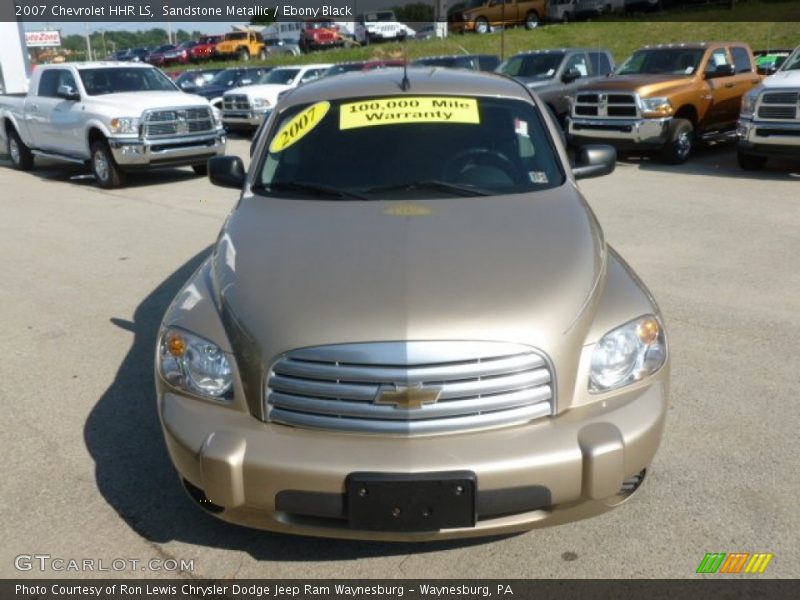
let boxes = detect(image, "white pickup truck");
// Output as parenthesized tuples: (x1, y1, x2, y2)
(0, 62, 226, 188)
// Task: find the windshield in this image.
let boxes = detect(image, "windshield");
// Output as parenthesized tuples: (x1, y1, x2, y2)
(498, 52, 565, 79)
(781, 49, 800, 71)
(79, 67, 178, 95)
(415, 57, 456, 67)
(307, 21, 336, 29)
(210, 69, 241, 86)
(255, 96, 563, 199)
(260, 68, 301, 84)
(617, 48, 705, 75)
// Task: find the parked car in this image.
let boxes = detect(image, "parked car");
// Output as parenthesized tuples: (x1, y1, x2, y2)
(498, 48, 615, 123)
(298, 19, 346, 53)
(448, 0, 546, 34)
(413, 54, 501, 72)
(265, 38, 301, 57)
(221, 64, 331, 130)
(569, 42, 762, 163)
(161, 41, 196, 66)
(753, 48, 794, 76)
(194, 67, 270, 108)
(174, 69, 223, 92)
(355, 11, 415, 44)
(0, 62, 225, 188)
(322, 60, 405, 78)
(146, 44, 177, 67)
(573, 0, 625, 19)
(121, 47, 149, 63)
(215, 30, 267, 62)
(156, 66, 669, 541)
(737, 46, 800, 170)
(189, 36, 223, 62)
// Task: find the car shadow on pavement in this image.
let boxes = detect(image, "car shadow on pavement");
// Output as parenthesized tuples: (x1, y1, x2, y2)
(84, 249, 511, 563)
(618, 142, 800, 182)
(25, 160, 202, 189)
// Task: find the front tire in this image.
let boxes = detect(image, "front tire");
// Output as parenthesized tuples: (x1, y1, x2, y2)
(737, 150, 767, 171)
(90, 139, 126, 189)
(7, 126, 34, 171)
(525, 11, 540, 30)
(258, 48, 266, 61)
(475, 18, 489, 34)
(238, 48, 250, 62)
(660, 118, 693, 164)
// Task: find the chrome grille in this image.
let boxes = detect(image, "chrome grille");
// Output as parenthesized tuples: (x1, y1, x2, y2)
(762, 91, 798, 104)
(758, 105, 797, 119)
(573, 92, 638, 119)
(757, 91, 798, 121)
(265, 341, 554, 435)
(222, 94, 251, 111)
(142, 106, 214, 138)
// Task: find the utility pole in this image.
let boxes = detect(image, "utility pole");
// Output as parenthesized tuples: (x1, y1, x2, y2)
(84, 23, 93, 61)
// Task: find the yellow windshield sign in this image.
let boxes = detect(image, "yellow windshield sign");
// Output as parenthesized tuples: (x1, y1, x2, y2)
(340, 97, 480, 130)
(270, 101, 330, 153)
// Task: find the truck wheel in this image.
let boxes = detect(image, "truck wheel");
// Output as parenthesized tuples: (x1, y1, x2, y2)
(90, 139, 126, 189)
(737, 150, 767, 171)
(192, 163, 208, 176)
(7, 126, 34, 171)
(258, 48, 266, 61)
(660, 119, 693, 164)
(525, 11, 540, 29)
(475, 18, 489, 34)
(238, 48, 250, 62)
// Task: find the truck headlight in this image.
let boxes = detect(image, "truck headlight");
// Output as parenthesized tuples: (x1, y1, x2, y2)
(740, 89, 759, 116)
(211, 106, 222, 127)
(640, 97, 673, 118)
(109, 117, 140, 134)
(252, 97, 271, 109)
(158, 327, 232, 400)
(589, 316, 666, 393)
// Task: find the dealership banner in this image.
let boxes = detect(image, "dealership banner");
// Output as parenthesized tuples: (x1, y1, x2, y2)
(4, 0, 800, 22)
(24, 29, 60, 46)
(3, 579, 798, 599)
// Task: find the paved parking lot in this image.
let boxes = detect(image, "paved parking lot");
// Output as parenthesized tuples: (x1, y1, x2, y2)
(1, 138, 798, 579)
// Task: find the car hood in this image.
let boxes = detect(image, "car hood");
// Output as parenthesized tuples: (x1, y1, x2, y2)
(212, 186, 606, 368)
(579, 73, 696, 97)
(762, 70, 800, 87)
(195, 84, 230, 98)
(225, 83, 293, 98)
(90, 91, 211, 113)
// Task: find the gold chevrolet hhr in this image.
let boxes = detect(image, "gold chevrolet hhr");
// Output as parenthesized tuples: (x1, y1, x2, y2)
(155, 68, 669, 540)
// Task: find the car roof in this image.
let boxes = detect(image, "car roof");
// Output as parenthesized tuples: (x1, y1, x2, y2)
(416, 54, 498, 60)
(282, 67, 532, 108)
(511, 48, 608, 56)
(70, 61, 155, 70)
(640, 42, 746, 50)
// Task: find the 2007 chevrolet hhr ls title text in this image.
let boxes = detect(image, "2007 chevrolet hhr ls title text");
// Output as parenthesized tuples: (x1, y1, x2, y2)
(155, 68, 669, 541)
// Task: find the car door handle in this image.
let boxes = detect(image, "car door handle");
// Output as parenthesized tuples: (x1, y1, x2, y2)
(724, 82, 735, 88)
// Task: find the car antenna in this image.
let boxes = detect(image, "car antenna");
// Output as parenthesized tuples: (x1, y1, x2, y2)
(401, 39, 411, 91)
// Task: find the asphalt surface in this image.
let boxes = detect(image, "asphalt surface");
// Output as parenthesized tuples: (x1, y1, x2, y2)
(1, 138, 798, 579)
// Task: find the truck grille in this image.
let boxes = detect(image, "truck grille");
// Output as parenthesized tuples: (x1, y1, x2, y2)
(265, 341, 554, 435)
(222, 94, 251, 111)
(574, 92, 638, 118)
(757, 91, 798, 120)
(142, 107, 215, 138)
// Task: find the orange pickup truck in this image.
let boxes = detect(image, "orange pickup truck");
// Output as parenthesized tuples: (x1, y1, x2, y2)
(449, 0, 546, 34)
(568, 43, 762, 163)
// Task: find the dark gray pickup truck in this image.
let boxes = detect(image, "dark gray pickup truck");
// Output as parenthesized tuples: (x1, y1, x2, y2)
(497, 48, 615, 124)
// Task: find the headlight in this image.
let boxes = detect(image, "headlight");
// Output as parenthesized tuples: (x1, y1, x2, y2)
(109, 117, 139, 134)
(640, 97, 673, 118)
(589, 316, 666, 393)
(158, 327, 232, 400)
(211, 106, 222, 126)
(252, 97, 272, 109)
(740, 89, 760, 116)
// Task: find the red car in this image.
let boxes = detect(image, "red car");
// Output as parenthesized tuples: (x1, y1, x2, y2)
(189, 35, 223, 62)
(146, 44, 176, 66)
(298, 19, 345, 53)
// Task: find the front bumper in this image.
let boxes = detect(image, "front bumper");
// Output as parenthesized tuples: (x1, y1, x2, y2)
(159, 378, 667, 541)
(568, 116, 671, 149)
(108, 131, 226, 168)
(737, 116, 800, 157)
(222, 109, 271, 128)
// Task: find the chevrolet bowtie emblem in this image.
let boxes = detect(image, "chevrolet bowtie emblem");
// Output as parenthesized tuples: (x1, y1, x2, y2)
(374, 384, 442, 409)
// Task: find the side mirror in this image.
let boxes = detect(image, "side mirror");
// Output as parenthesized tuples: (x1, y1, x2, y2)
(756, 65, 777, 76)
(572, 144, 616, 180)
(209, 156, 246, 189)
(57, 84, 79, 101)
(706, 63, 735, 79)
(561, 67, 581, 83)
(240, 78, 252, 86)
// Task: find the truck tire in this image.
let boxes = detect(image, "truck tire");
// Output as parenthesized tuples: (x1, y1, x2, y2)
(239, 47, 250, 62)
(475, 18, 489, 34)
(7, 126, 34, 171)
(660, 118, 693, 164)
(258, 48, 266, 61)
(737, 150, 767, 171)
(525, 11, 540, 29)
(192, 163, 208, 176)
(90, 139, 126, 189)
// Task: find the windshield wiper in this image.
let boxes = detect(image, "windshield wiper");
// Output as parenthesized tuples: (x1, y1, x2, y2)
(364, 180, 491, 197)
(261, 181, 367, 200)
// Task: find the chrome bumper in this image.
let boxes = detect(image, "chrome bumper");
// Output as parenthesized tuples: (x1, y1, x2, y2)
(738, 116, 800, 149)
(222, 109, 270, 128)
(108, 131, 226, 167)
(568, 116, 671, 146)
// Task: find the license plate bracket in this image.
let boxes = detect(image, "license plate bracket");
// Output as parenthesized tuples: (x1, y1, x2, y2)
(346, 471, 476, 531)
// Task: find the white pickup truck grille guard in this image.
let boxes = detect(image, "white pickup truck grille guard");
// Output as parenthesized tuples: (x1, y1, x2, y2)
(141, 106, 216, 139)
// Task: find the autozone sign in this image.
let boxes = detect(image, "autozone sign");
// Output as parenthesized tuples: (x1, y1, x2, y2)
(25, 30, 61, 48)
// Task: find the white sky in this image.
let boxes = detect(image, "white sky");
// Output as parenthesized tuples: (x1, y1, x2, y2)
(27, 22, 247, 36)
